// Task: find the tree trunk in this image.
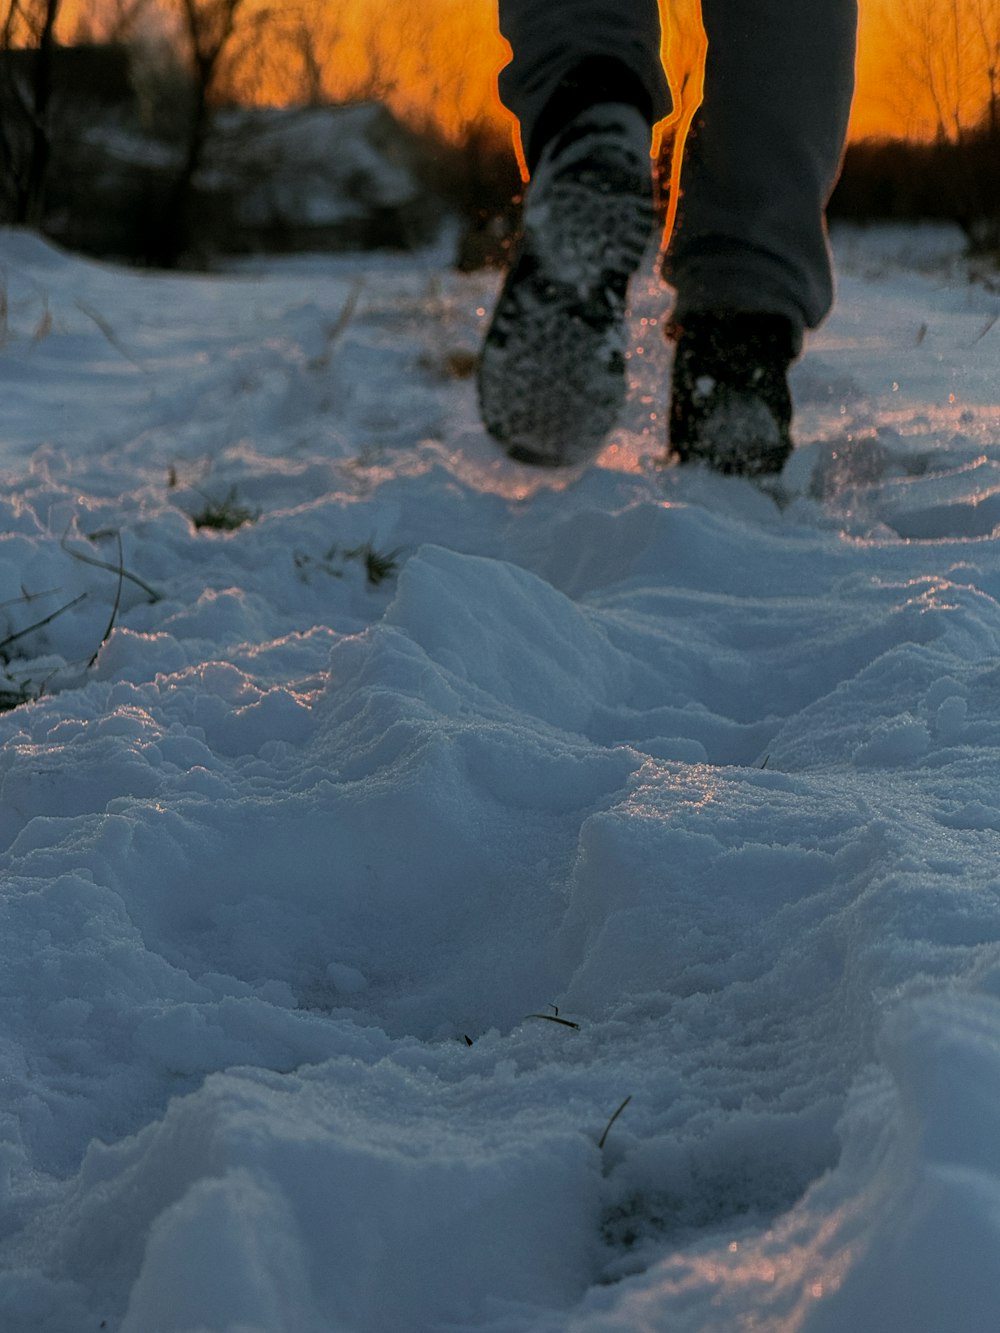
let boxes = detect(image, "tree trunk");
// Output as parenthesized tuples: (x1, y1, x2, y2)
(18, 0, 60, 226)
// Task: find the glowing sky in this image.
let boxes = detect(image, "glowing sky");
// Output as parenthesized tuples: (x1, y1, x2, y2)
(58, 0, 998, 144)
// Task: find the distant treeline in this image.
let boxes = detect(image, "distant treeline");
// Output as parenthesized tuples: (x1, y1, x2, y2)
(0, 40, 998, 269)
(829, 127, 1000, 253)
(447, 119, 1000, 270)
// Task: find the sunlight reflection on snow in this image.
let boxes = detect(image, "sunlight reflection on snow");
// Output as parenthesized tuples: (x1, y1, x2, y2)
(430, 432, 587, 500)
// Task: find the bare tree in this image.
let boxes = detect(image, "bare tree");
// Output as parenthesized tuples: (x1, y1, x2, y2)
(153, 0, 244, 262)
(882, 0, 1000, 142)
(68, 0, 157, 43)
(869, 0, 1000, 249)
(0, 0, 62, 224)
(215, 0, 340, 107)
(969, 0, 1000, 139)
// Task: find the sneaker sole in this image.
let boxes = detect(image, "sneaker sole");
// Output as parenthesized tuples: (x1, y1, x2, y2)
(478, 109, 655, 468)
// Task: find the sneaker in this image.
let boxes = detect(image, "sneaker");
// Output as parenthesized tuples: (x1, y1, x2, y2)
(667, 311, 796, 477)
(478, 103, 656, 467)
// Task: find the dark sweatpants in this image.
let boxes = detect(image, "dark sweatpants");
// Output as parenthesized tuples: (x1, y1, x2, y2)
(496, 0, 858, 342)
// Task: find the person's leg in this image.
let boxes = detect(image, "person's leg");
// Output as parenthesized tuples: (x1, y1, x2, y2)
(664, 0, 858, 475)
(666, 0, 858, 336)
(478, 2, 668, 467)
(496, 1, 670, 169)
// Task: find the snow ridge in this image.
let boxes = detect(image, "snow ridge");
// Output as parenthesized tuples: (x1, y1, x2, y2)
(0, 225, 997, 1331)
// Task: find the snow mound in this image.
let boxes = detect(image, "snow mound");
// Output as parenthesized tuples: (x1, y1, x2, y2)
(0, 225, 998, 1330)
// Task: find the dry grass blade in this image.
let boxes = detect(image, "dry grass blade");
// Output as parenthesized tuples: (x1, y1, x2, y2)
(311, 280, 364, 368)
(75, 300, 147, 370)
(61, 532, 160, 603)
(597, 1096, 632, 1151)
(342, 542, 403, 586)
(190, 488, 261, 532)
(0, 592, 87, 655)
(0, 588, 62, 610)
(524, 1012, 581, 1030)
(88, 531, 125, 668)
(32, 301, 53, 342)
(972, 312, 998, 344)
(329, 280, 363, 344)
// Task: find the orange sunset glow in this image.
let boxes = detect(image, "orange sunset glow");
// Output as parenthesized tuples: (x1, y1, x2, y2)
(58, 0, 1000, 147)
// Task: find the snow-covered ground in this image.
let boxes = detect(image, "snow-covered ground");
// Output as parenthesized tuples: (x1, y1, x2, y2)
(0, 222, 998, 1332)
